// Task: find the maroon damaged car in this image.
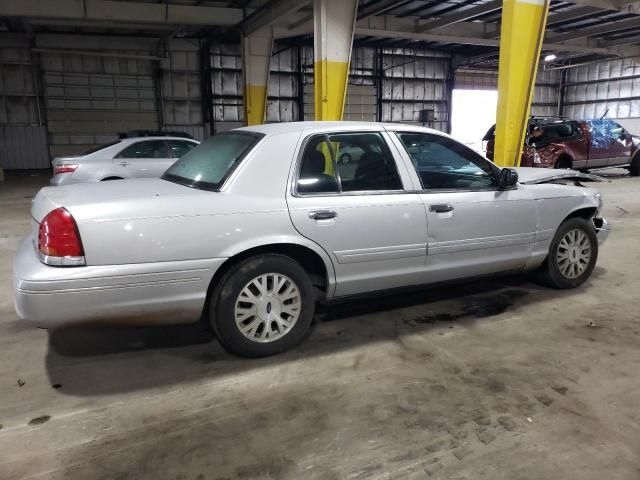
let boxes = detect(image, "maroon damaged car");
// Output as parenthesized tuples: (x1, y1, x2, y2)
(484, 117, 640, 176)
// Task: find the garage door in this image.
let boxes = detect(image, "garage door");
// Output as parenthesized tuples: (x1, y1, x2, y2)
(41, 52, 158, 157)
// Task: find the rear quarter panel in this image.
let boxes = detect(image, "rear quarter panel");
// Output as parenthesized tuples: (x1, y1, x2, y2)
(71, 131, 333, 274)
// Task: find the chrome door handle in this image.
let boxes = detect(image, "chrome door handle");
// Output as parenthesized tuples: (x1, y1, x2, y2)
(429, 204, 454, 213)
(117, 161, 131, 167)
(308, 210, 337, 220)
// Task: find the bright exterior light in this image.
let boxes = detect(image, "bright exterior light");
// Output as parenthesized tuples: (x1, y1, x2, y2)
(544, 54, 557, 62)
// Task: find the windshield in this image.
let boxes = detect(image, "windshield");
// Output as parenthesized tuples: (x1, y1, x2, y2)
(162, 132, 263, 191)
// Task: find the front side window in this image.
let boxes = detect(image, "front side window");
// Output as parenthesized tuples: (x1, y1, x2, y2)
(168, 140, 197, 158)
(397, 132, 496, 190)
(588, 119, 628, 147)
(297, 132, 402, 194)
(162, 132, 262, 191)
(116, 140, 169, 159)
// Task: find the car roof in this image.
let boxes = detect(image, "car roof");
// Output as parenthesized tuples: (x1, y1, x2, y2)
(117, 136, 200, 144)
(233, 121, 447, 137)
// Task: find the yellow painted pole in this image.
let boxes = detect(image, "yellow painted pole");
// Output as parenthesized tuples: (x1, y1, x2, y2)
(494, 0, 550, 167)
(313, 0, 358, 120)
(242, 28, 273, 126)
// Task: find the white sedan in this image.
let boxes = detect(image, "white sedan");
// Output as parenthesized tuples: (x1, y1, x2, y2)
(50, 132, 199, 185)
(14, 121, 609, 357)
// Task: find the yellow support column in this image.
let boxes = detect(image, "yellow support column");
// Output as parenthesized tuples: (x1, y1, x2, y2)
(313, 0, 359, 121)
(494, 0, 550, 167)
(242, 27, 273, 126)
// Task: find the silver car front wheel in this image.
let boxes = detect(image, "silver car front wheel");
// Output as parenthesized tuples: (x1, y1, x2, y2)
(536, 217, 598, 289)
(556, 229, 592, 279)
(234, 273, 301, 343)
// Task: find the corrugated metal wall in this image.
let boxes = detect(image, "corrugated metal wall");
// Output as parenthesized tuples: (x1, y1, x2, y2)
(562, 58, 640, 121)
(0, 33, 49, 168)
(2, 31, 639, 169)
(161, 39, 206, 140)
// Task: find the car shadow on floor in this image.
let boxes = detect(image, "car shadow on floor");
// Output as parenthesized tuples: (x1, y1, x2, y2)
(45, 268, 606, 396)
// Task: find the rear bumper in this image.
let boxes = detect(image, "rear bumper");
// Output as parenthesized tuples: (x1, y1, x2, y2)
(13, 236, 225, 328)
(594, 217, 610, 246)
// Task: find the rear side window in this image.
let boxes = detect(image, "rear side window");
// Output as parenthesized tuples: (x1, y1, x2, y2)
(116, 140, 169, 159)
(297, 132, 402, 194)
(82, 140, 121, 155)
(168, 140, 197, 158)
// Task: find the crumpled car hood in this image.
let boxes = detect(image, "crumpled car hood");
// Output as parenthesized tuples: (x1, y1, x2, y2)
(514, 167, 606, 185)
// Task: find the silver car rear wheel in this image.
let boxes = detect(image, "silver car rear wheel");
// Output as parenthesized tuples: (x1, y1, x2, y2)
(557, 229, 592, 279)
(234, 273, 302, 343)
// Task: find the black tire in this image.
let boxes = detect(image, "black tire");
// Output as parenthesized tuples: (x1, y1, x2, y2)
(537, 217, 598, 289)
(555, 157, 572, 169)
(339, 153, 351, 164)
(210, 254, 315, 357)
(630, 153, 640, 177)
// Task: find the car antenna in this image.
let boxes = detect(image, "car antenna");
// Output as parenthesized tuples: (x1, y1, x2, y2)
(600, 108, 609, 120)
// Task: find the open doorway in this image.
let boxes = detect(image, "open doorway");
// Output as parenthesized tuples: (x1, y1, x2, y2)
(451, 89, 498, 154)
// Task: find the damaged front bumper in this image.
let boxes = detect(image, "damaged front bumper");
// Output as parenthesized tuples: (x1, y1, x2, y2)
(594, 217, 611, 245)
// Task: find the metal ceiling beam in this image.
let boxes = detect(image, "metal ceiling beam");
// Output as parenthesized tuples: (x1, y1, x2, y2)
(27, 18, 177, 32)
(358, 0, 413, 19)
(563, 0, 640, 14)
(548, 16, 640, 42)
(355, 26, 614, 54)
(0, 0, 243, 26)
(600, 33, 640, 46)
(546, 6, 602, 26)
(415, 0, 502, 33)
(242, 0, 309, 36)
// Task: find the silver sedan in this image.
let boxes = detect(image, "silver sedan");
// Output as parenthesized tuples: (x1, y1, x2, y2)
(50, 135, 199, 186)
(14, 121, 610, 357)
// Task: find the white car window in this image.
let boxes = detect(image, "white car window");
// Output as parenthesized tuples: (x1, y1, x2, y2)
(116, 140, 168, 159)
(297, 132, 402, 195)
(168, 140, 197, 158)
(397, 132, 496, 190)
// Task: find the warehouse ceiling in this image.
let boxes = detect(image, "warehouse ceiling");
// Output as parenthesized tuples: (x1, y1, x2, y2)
(1, 0, 639, 68)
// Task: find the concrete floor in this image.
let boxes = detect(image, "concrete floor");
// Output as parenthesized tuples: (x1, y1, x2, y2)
(1, 170, 640, 480)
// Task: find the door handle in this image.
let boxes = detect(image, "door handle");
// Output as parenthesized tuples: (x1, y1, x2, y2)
(429, 204, 454, 213)
(308, 210, 338, 220)
(117, 161, 131, 167)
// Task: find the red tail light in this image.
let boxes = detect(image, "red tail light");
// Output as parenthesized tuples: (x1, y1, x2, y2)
(38, 208, 85, 266)
(54, 164, 78, 175)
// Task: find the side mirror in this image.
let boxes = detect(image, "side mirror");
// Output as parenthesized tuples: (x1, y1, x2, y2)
(499, 168, 518, 189)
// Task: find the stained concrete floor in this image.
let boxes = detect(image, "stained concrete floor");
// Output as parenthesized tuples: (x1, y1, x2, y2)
(1, 169, 640, 480)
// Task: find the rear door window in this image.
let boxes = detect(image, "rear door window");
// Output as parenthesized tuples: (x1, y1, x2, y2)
(296, 132, 403, 195)
(168, 140, 198, 158)
(116, 140, 169, 159)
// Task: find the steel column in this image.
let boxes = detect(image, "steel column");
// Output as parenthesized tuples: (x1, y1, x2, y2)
(313, 0, 359, 120)
(494, 0, 550, 167)
(242, 27, 273, 126)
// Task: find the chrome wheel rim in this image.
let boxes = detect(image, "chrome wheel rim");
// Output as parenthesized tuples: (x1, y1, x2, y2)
(234, 273, 301, 343)
(557, 228, 592, 279)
